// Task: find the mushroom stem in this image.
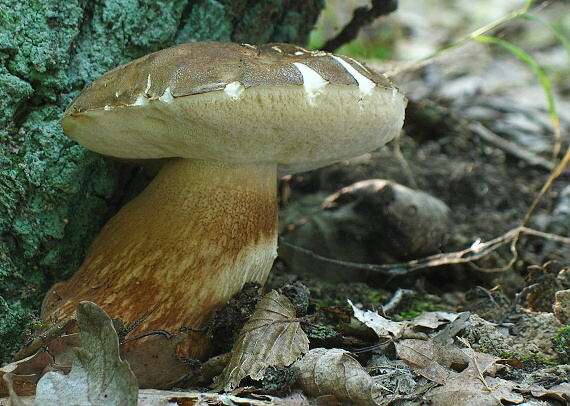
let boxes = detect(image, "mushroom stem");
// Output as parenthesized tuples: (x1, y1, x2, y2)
(42, 158, 278, 359)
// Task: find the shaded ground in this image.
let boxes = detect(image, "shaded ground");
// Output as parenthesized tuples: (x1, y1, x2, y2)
(266, 1, 570, 404)
(278, 0, 569, 301)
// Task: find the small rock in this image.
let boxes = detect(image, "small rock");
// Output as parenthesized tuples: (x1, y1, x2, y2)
(553, 289, 570, 325)
(279, 179, 450, 282)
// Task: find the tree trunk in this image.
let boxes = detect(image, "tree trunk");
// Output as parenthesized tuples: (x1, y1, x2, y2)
(0, 0, 324, 364)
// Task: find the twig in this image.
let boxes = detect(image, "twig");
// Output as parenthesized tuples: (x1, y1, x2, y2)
(121, 329, 174, 345)
(386, 0, 534, 77)
(382, 288, 416, 314)
(522, 143, 570, 226)
(469, 122, 554, 171)
(13, 313, 77, 361)
(279, 226, 570, 275)
(499, 282, 540, 323)
(321, 0, 398, 53)
(393, 131, 418, 188)
(118, 305, 159, 340)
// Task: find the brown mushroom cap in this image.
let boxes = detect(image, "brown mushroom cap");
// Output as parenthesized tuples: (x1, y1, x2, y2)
(62, 42, 406, 175)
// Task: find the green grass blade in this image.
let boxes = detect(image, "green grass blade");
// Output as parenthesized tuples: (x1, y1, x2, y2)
(520, 13, 570, 58)
(474, 35, 559, 131)
(474, 34, 567, 227)
(386, 0, 534, 77)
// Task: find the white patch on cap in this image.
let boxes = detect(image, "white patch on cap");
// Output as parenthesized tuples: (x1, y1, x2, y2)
(224, 81, 245, 100)
(293, 62, 329, 103)
(134, 93, 149, 106)
(145, 74, 152, 94)
(271, 46, 283, 53)
(332, 56, 376, 99)
(347, 57, 373, 75)
(159, 87, 174, 104)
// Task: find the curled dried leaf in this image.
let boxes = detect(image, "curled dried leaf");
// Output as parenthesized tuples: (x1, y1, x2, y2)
(215, 290, 309, 391)
(125, 332, 196, 389)
(349, 300, 406, 340)
(294, 348, 380, 405)
(34, 301, 138, 406)
(396, 338, 524, 405)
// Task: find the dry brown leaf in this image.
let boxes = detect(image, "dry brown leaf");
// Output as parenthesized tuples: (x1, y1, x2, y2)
(1, 316, 195, 398)
(396, 338, 524, 405)
(349, 300, 406, 339)
(1, 353, 50, 397)
(431, 312, 471, 345)
(539, 382, 570, 400)
(294, 348, 381, 406)
(424, 373, 523, 405)
(394, 339, 452, 384)
(519, 382, 570, 402)
(409, 311, 460, 330)
(33, 301, 138, 406)
(125, 332, 195, 389)
(0, 333, 80, 397)
(215, 290, 309, 391)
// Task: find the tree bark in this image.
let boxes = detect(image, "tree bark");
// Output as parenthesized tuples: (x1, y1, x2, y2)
(0, 0, 324, 363)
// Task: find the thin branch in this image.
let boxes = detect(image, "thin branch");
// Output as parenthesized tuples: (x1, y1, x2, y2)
(279, 226, 570, 275)
(469, 122, 554, 171)
(13, 313, 77, 361)
(321, 0, 398, 53)
(386, 0, 534, 77)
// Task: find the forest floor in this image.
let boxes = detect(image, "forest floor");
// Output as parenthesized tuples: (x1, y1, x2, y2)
(266, 1, 570, 404)
(2, 1, 570, 405)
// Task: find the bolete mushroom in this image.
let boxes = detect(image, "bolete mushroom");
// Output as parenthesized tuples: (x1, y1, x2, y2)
(42, 42, 406, 359)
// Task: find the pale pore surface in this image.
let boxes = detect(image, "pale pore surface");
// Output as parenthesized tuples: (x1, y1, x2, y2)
(42, 159, 278, 359)
(62, 85, 406, 175)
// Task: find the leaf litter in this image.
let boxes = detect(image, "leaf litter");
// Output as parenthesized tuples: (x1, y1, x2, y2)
(3, 286, 570, 405)
(3, 301, 139, 406)
(214, 290, 309, 392)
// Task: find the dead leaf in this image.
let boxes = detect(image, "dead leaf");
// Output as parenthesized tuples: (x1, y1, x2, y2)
(394, 339, 452, 384)
(349, 300, 406, 339)
(125, 332, 196, 389)
(409, 311, 460, 330)
(519, 382, 570, 402)
(496, 357, 523, 369)
(0, 332, 80, 397)
(2, 318, 194, 395)
(541, 382, 570, 399)
(3, 372, 29, 406)
(0, 353, 51, 397)
(431, 312, 471, 345)
(137, 389, 294, 405)
(33, 301, 138, 406)
(294, 348, 380, 406)
(214, 290, 309, 391)
(396, 338, 523, 405)
(424, 373, 523, 405)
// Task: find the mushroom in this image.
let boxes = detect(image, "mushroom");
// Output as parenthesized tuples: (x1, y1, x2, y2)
(42, 42, 406, 359)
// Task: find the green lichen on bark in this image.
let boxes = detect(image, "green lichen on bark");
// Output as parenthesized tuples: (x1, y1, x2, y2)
(0, 0, 323, 364)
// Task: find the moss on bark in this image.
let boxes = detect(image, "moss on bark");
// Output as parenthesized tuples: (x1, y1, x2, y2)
(0, 0, 323, 364)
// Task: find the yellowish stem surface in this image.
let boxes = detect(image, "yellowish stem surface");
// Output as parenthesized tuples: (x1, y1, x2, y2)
(42, 159, 278, 359)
